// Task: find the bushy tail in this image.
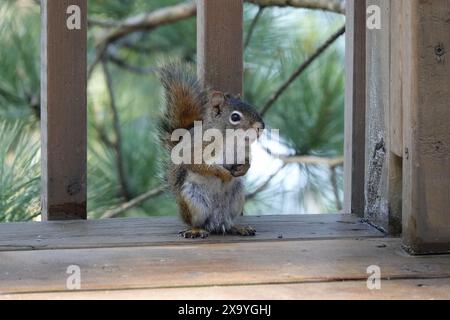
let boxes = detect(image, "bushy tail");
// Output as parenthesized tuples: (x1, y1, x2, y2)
(158, 62, 207, 150)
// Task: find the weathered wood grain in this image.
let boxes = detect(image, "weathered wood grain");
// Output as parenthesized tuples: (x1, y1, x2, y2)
(401, 0, 450, 254)
(364, 0, 402, 235)
(197, 0, 243, 95)
(0, 215, 383, 251)
(1, 238, 450, 295)
(389, 0, 404, 157)
(4, 278, 450, 300)
(343, 0, 366, 216)
(41, 0, 87, 220)
(386, 0, 404, 236)
(364, 0, 391, 231)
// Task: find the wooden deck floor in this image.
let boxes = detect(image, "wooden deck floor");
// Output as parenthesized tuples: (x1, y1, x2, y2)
(1, 214, 450, 300)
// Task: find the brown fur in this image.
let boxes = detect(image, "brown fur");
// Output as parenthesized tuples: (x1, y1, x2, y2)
(177, 194, 192, 225)
(157, 62, 265, 238)
(158, 62, 207, 149)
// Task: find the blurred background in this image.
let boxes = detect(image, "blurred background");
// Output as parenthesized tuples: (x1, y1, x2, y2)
(0, 0, 345, 222)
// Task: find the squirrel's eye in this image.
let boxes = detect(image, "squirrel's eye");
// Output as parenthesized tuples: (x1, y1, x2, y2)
(230, 112, 242, 125)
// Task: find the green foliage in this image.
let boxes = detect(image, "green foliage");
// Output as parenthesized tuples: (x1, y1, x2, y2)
(0, 121, 40, 222)
(0, 1, 346, 220)
(244, 8, 345, 157)
(266, 50, 344, 157)
(0, 1, 40, 121)
(244, 8, 345, 213)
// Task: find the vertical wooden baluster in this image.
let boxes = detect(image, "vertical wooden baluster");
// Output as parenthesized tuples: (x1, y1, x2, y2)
(344, 0, 367, 216)
(197, 0, 243, 95)
(41, 0, 87, 220)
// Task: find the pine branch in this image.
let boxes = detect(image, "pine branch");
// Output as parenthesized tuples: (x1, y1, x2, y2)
(99, 1, 197, 45)
(88, 44, 108, 80)
(107, 52, 157, 75)
(248, 0, 345, 14)
(0, 85, 24, 104)
(88, 18, 120, 28)
(101, 59, 132, 201)
(260, 25, 345, 116)
(87, 1, 345, 78)
(280, 155, 344, 167)
(244, 6, 265, 49)
(88, 0, 346, 36)
(246, 163, 287, 200)
(101, 185, 166, 219)
(91, 0, 345, 47)
(263, 146, 344, 167)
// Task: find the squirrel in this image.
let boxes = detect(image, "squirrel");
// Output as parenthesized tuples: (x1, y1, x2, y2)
(158, 62, 265, 239)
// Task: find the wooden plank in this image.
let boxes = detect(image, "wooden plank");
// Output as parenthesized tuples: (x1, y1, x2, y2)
(389, 0, 403, 157)
(197, 0, 243, 95)
(387, 0, 404, 235)
(41, 0, 87, 220)
(401, 0, 450, 254)
(4, 278, 450, 300)
(362, 0, 403, 235)
(364, 0, 391, 230)
(1, 238, 450, 295)
(0, 215, 383, 251)
(343, 0, 366, 216)
(363, 0, 402, 235)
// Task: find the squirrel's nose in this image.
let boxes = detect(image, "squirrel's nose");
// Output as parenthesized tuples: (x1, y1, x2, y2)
(253, 122, 265, 138)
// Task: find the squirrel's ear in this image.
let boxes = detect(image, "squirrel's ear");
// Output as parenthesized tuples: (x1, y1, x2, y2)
(210, 91, 225, 115)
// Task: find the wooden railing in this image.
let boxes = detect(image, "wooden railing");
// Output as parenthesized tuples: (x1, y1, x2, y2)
(39, 0, 245, 222)
(27, 0, 450, 255)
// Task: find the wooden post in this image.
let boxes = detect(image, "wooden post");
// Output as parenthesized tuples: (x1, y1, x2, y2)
(364, 0, 402, 234)
(41, 0, 87, 220)
(400, 0, 450, 254)
(344, 0, 366, 216)
(197, 0, 243, 95)
(387, 0, 404, 235)
(389, 0, 403, 159)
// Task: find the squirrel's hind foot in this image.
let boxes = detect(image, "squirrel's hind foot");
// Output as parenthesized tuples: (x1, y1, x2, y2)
(229, 225, 256, 236)
(179, 228, 209, 239)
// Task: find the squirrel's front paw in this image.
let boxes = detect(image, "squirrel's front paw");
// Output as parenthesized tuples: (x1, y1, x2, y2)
(179, 228, 209, 239)
(228, 163, 251, 177)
